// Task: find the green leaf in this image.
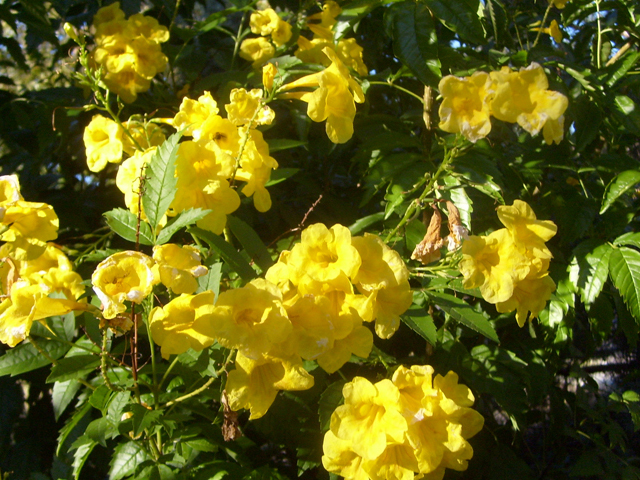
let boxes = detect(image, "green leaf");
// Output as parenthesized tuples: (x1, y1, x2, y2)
(47, 355, 101, 383)
(438, 176, 473, 230)
(52, 379, 82, 421)
(348, 212, 385, 235)
(0, 338, 69, 377)
(107, 391, 132, 424)
(109, 441, 149, 480)
(600, 170, 640, 213)
(226, 215, 273, 273)
(142, 131, 183, 231)
(189, 227, 257, 281)
(613, 96, 640, 136)
(577, 242, 614, 306)
(609, 247, 640, 323)
(333, 0, 382, 39)
(573, 97, 602, 152)
(614, 232, 640, 248)
(266, 139, 307, 153)
(385, 0, 441, 88)
(402, 305, 437, 345)
(72, 436, 97, 480)
(85, 417, 114, 447)
(156, 207, 210, 245)
(425, 0, 484, 44)
(607, 51, 640, 87)
(57, 402, 92, 456)
(265, 168, 301, 187)
(127, 404, 164, 437)
(426, 291, 498, 342)
(104, 208, 154, 246)
(197, 261, 223, 298)
(318, 381, 346, 432)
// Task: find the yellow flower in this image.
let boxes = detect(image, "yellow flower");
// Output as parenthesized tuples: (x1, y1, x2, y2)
(225, 88, 275, 127)
(281, 47, 365, 144)
(152, 244, 207, 294)
(330, 377, 407, 460)
(496, 200, 557, 255)
(83, 115, 124, 172)
(262, 63, 278, 90)
(438, 72, 494, 143)
(286, 223, 361, 292)
(198, 115, 240, 151)
(103, 68, 151, 104)
(115, 147, 157, 222)
(128, 13, 170, 44)
(249, 8, 281, 36)
(226, 350, 314, 420)
(202, 279, 292, 358)
(496, 275, 556, 327)
(235, 129, 278, 212)
(307, 0, 342, 39)
(490, 63, 568, 138)
(550, 0, 570, 9)
(149, 291, 216, 359)
(322, 431, 369, 480)
(91, 251, 159, 319)
(93, 2, 125, 27)
(271, 19, 292, 47)
(1, 202, 59, 260)
(543, 115, 565, 145)
(0, 280, 87, 347)
(240, 37, 275, 68)
(336, 38, 368, 77)
(548, 20, 563, 42)
(173, 91, 219, 138)
(0, 175, 23, 214)
(294, 36, 333, 65)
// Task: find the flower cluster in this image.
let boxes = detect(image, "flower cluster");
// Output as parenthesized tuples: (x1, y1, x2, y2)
(92, 2, 169, 103)
(0, 175, 88, 347)
(459, 200, 557, 326)
(438, 63, 568, 144)
(322, 365, 484, 480)
(147, 223, 412, 419)
(240, 8, 293, 68)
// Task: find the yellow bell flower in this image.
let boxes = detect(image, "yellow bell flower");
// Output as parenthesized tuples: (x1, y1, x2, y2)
(271, 18, 292, 47)
(336, 38, 368, 77)
(316, 318, 373, 374)
(91, 251, 159, 319)
(93, 2, 125, 27)
(173, 91, 220, 138)
(103, 67, 151, 104)
(249, 8, 281, 36)
(149, 291, 216, 359)
(280, 47, 365, 144)
(0, 175, 23, 216)
(225, 350, 314, 420)
(225, 88, 275, 127)
(490, 63, 568, 138)
(0, 280, 88, 347)
(1, 201, 59, 260)
(202, 279, 292, 359)
(496, 274, 556, 326)
(152, 244, 207, 295)
(198, 115, 240, 151)
(438, 71, 494, 143)
(322, 431, 369, 480)
(262, 63, 278, 90)
(128, 13, 170, 44)
(294, 37, 333, 65)
(550, 0, 570, 9)
(496, 199, 557, 257)
(240, 37, 275, 68)
(235, 129, 279, 212)
(543, 115, 565, 145)
(115, 147, 158, 222)
(83, 115, 124, 172)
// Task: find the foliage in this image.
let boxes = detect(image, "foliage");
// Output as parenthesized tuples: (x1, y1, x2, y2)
(1, 0, 640, 479)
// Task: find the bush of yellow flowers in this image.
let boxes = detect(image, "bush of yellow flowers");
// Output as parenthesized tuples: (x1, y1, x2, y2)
(1, 0, 640, 479)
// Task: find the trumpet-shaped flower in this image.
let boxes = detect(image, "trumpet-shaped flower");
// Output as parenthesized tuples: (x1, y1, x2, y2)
(281, 47, 365, 144)
(438, 72, 494, 143)
(271, 18, 292, 47)
(202, 279, 291, 359)
(249, 9, 281, 36)
(149, 291, 216, 359)
(336, 38, 368, 77)
(1, 202, 59, 260)
(225, 351, 314, 420)
(240, 37, 275, 68)
(225, 88, 275, 127)
(92, 251, 159, 319)
(490, 63, 568, 138)
(84, 115, 124, 172)
(116, 147, 157, 222)
(0, 175, 23, 214)
(152, 244, 207, 294)
(173, 91, 220, 138)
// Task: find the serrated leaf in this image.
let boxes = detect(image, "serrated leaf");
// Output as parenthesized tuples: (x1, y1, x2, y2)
(109, 441, 149, 480)
(85, 417, 112, 447)
(57, 402, 92, 456)
(614, 232, 640, 248)
(52, 379, 82, 421)
(226, 216, 273, 272)
(426, 291, 498, 342)
(609, 247, 640, 323)
(107, 391, 132, 423)
(385, 1, 441, 88)
(318, 381, 346, 432)
(127, 404, 164, 437)
(402, 305, 437, 345)
(104, 208, 154, 246)
(606, 51, 640, 87)
(72, 436, 97, 480)
(600, 170, 640, 213)
(425, 0, 485, 44)
(47, 355, 100, 383)
(197, 261, 223, 298)
(0, 338, 69, 377)
(142, 131, 183, 230)
(577, 243, 613, 306)
(189, 227, 257, 281)
(156, 208, 210, 245)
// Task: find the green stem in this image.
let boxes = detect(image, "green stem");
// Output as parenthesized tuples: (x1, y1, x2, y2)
(368, 81, 424, 104)
(532, 3, 553, 48)
(164, 377, 216, 407)
(101, 328, 125, 392)
(159, 355, 181, 391)
(595, 0, 602, 69)
(28, 336, 95, 390)
(230, 11, 248, 71)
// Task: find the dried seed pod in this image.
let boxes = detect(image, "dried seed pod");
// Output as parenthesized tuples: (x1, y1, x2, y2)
(444, 200, 469, 251)
(411, 206, 444, 264)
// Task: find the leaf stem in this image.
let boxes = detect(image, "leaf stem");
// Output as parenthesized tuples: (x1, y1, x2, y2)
(368, 80, 424, 104)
